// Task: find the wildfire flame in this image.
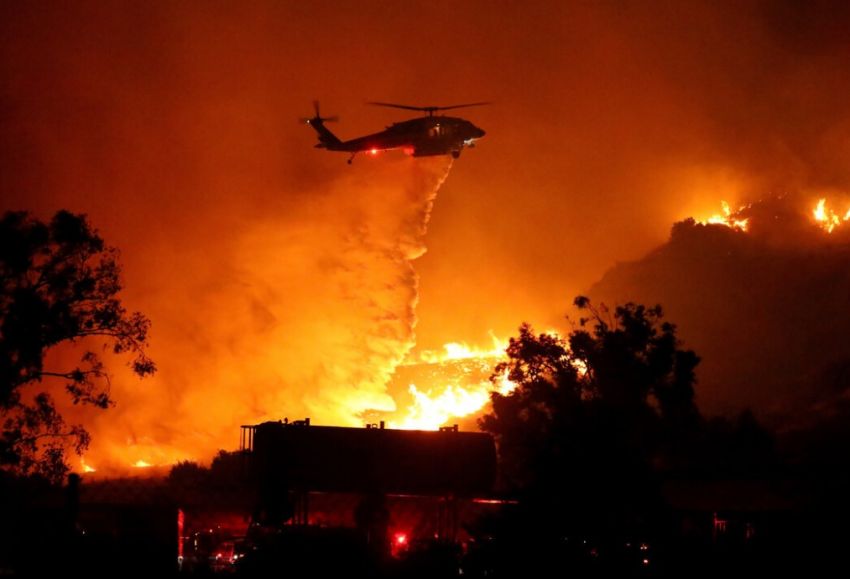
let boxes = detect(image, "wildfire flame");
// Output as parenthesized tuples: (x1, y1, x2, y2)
(416, 339, 507, 364)
(390, 337, 516, 430)
(695, 198, 850, 235)
(400, 384, 494, 431)
(696, 201, 750, 231)
(396, 368, 517, 431)
(76, 192, 850, 476)
(391, 333, 558, 431)
(813, 198, 850, 233)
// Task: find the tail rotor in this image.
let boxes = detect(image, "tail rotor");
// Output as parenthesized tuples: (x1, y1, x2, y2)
(300, 100, 339, 125)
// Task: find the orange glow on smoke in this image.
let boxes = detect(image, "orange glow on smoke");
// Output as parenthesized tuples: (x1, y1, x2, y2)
(812, 198, 850, 233)
(696, 201, 749, 231)
(66, 156, 456, 476)
(7, 0, 850, 483)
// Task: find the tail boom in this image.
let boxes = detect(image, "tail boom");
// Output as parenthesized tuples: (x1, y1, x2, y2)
(308, 118, 342, 149)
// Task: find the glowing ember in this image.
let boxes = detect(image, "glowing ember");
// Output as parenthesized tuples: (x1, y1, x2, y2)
(132, 460, 153, 468)
(812, 198, 850, 233)
(80, 459, 96, 473)
(696, 201, 749, 231)
(572, 357, 588, 376)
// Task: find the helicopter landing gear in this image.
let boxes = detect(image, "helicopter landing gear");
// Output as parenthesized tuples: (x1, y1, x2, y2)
(348, 153, 356, 165)
(451, 150, 461, 159)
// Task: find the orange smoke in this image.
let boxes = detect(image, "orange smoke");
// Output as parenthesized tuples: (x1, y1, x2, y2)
(70, 190, 850, 476)
(2, 2, 848, 477)
(77, 158, 454, 474)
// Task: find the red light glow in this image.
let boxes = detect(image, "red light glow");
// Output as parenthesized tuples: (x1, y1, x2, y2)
(370, 148, 378, 155)
(390, 531, 409, 558)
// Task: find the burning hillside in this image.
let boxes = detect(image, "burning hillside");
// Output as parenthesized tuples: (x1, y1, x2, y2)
(382, 338, 516, 431)
(590, 195, 850, 426)
(64, 193, 850, 476)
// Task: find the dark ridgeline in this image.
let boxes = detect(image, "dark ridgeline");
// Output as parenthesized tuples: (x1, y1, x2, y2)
(590, 213, 850, 423)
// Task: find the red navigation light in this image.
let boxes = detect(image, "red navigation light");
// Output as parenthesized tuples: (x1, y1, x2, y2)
(370, 148, 378, 155)
(390, 531, 409, 558)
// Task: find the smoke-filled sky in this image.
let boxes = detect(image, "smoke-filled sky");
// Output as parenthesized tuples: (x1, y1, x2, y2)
(3, 1, 850, 467)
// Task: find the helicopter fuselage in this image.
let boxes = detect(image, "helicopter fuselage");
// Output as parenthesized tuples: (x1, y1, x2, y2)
(308, 113, 485, 160)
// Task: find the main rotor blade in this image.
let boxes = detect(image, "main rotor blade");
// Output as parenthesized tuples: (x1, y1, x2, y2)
(435, 101, 492, 111)
(367, 102, 431, 112)
(367, 101, 491, 114)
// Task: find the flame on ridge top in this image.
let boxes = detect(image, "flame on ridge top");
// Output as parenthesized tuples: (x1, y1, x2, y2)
(813, 198, 850, 233)
(695, 201, 750, 231)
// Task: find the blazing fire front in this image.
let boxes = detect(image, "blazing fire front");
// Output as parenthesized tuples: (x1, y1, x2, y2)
(75, 188, 847, 476)
(75, 189, 850, 475)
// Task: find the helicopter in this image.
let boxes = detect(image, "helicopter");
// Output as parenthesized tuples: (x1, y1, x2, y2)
(302, 101, 487, 164)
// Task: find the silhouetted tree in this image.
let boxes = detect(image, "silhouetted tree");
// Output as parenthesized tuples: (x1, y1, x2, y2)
(0, 210, 154, 481)
(167, 460, 210, 488)
(480, 296, 700, 536)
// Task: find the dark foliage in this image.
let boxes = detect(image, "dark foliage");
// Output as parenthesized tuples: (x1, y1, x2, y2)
(0, 210, 154, 481)
(167, 460, 210, 488)
(480, 296, 702, 536)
